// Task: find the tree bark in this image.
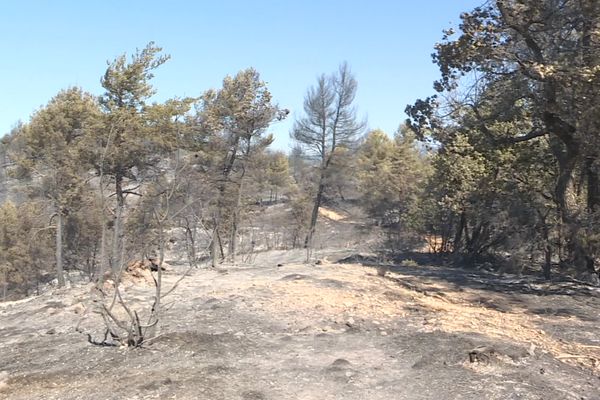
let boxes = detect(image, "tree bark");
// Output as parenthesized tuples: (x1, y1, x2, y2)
(111, 173, 125, 275)
(55, 211, 65, 287)
(229, 210, 238, 263)
(540, 215, 552, 280)
(228, 177, 245, 264)
(210, 216, 225, 268)
(183, 218, 197, 269)
(147, 220, 164, 339)
(586, 157, 600, 212)
(211, 224, 219, 268)
(543, 243, 552, 280)
(585, 158, 599, 274)
(305, 171, 326, 250)
(453, 211, 466, 254)
(97, 222, 108, 283)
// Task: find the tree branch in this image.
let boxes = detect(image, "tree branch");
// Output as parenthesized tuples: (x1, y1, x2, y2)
(508, 129, 548, 143)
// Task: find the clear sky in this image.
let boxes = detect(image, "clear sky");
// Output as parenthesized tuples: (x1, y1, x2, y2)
(0, 0, 483, 151)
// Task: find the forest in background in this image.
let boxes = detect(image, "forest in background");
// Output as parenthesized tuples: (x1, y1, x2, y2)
(1, 0, 600, 303)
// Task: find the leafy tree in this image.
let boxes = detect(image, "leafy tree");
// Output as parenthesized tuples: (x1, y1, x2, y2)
(20, 87, 100, 286)
(288, 145, 315, 194)
(357, 129, 397, 223)
(324, 145, 358, 202)
(0, 200, 53, 298)
(291, 62, 365, 250)
(84, 42, 193, 276)
(265, 151, 293, 202)
(358, 127, 430, 223)
(245, 150, 293, 204)
(407, 0, 600, 279)
(63, 194, 104, 279)
(356, 127, 431, 252)
(196, 68, 287, 264)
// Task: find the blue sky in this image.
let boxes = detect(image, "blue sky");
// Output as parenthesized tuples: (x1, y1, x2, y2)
(0, 0, 483, 151)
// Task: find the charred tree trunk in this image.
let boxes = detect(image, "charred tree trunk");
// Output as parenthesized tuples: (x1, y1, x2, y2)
(212, 138, 240, 266)
(146, 220, 164, 339)
(543, 103, 583, 272)
(183, 217, 197, 268)
(585, 157, 599, 274)
(97, 221, 108, 283)
(586, 158, 600, 212)
(537, 210, 552, 280)
(305, 171, 326, 250)
(211, 220, 219, 268)
(543, 243, 552, 280)
(111, 173, 125, 275)
(55, 211, 65, 287)
(453, 211, 466, 254)
(228, 169, 246, 264)
(210, 216, 226, 268)
(229, 210, 239, 263)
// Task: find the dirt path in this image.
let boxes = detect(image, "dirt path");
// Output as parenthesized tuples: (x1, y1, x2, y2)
(1, 254, 599, 399)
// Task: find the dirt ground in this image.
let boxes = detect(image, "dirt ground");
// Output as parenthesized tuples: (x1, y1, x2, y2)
(1, 206, 600, 400)
(1, 247, 600, 400)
